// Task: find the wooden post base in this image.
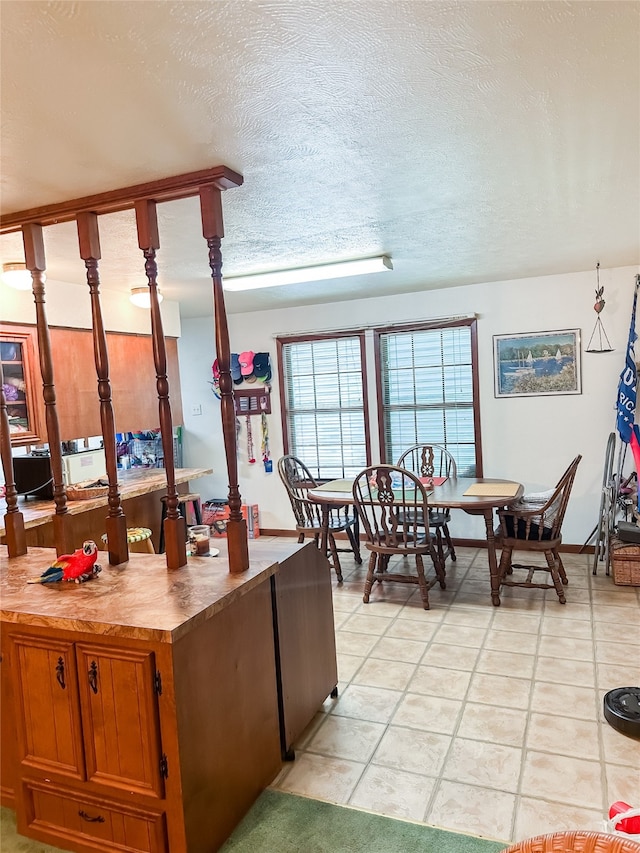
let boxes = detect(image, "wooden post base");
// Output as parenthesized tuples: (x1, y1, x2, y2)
(105, 514, 129, 565)
(163, 515, 187, 569)
(4, 512, 27, 557)
(52, 513, 77, 558)
(227, 518, 250, 573)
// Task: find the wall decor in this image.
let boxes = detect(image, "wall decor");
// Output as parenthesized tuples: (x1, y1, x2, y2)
(586, 262, 613, 353)
(493, 329, 581, 398)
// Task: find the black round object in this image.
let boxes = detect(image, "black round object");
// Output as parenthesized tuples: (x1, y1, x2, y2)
(603, 687, 640, 738)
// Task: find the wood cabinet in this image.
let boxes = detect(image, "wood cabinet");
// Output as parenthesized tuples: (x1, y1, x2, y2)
(0, 326, 44, 446)
(3, 576, 282, 853)
(0, 323, 183, 444)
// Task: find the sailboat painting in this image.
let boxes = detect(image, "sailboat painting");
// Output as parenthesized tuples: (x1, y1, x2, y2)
(493, 329, 581, 398)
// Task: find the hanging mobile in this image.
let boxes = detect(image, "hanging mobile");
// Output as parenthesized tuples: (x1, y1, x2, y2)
(261, 412, 272, 473)
(246, 414, 256, 463)
(586, 262, 614, 353)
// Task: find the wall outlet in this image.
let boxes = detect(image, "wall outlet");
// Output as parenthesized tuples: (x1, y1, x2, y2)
(191, 404, 202, 416)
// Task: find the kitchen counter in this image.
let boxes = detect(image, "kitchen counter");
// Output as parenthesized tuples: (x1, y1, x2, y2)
(0, 467, 213, 551)
(0, 466, 212, 534)
(0, 539, 285, 643)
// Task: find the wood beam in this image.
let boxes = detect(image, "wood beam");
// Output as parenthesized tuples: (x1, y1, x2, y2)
(0, 166, 243, 232)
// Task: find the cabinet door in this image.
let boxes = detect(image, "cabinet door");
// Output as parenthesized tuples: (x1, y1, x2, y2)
(0, 326, 44, 446)
(76, 644, 164, 799)
(11, 634, 85, 780)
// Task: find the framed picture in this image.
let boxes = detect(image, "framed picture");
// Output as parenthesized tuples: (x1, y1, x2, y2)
(493, 329, 581, 398)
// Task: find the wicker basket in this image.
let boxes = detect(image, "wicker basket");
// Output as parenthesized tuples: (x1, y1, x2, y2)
(610, 537, 640, 587)
(502, 829, 640, 852)
(66, 479, 109, 501)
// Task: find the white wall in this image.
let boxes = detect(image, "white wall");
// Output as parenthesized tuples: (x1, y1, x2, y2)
(181, 265, 639, 546)
(0, 279, 181, 337)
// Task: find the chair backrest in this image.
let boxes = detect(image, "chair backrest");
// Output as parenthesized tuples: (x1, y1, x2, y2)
(352, 465, 431, 550)
(498, 454, 582, 542)
(277, 455, 322, 530)
(396, 444, 457, 480)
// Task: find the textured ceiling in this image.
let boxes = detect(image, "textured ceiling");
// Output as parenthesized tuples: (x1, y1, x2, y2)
(1, 1, 639, 318)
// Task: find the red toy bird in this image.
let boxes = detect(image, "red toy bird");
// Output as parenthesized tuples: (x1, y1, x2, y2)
(28, 540, 101, 584)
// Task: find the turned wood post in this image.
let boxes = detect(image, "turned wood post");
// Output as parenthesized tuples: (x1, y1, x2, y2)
(0, 361, 27, 556)
(199, 184, 249, 573)
(77, 211, 129, 565)
(22, 223, 74, 556)
(134, 198, 186, 570)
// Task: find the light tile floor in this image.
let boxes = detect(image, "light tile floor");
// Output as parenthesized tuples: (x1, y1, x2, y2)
(267, 541, 640, 845)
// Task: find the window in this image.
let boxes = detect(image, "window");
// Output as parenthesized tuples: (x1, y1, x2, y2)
(376, 319, 481, 476)
(278, 334, 369, 480)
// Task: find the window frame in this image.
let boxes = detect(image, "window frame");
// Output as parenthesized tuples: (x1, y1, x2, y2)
(276, 331, 372, 482)
(373, 317, 483, 476)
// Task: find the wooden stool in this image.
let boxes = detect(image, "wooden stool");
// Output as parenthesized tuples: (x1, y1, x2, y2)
(102, 527, 155, 554)
(159, 493, 202, 554)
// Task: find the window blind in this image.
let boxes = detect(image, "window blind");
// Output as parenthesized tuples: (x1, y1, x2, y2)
(379, 325, 477, 475)
(281, 336, 367, 480)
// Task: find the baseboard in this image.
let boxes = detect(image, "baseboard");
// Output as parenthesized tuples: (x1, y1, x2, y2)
(260, 529, 593, 554)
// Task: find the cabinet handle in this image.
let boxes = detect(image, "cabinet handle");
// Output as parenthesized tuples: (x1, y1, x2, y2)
(78, 809, 105, 823)
(88, 660, 98, 694)
(55, 656, 66, 690)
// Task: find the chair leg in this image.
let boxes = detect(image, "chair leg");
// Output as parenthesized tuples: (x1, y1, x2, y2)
(346, 522, 362, 564)
(363, 552, 377, 603)
(545, 549, 566, 604)
(554, 548, 568, 585)
(415, 553, 430, 610)
(435, 527, 445, 566)
(328, 532, 344, 583)
(298, 532, 305, 544)
(498, 546, 513, 581)
(442, 522, 456, 561)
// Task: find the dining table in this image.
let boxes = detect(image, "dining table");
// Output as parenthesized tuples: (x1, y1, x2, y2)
(307, 476, 524, 606)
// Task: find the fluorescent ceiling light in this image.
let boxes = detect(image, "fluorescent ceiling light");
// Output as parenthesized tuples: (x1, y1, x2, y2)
(223, 256, 393, 292)
(130, 286, 163, 308)
(2, 261, 36, 290)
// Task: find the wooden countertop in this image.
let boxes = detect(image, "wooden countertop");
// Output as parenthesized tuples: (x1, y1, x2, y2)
(0, 467, 213, 535)
(0, 538, 304, 644)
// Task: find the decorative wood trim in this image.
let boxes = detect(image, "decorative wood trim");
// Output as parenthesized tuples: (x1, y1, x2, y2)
(134, 200, 186, 570)
(200, 185, 248, 574)
(77, 211, 129, 565)
(0, 167, 243, 232)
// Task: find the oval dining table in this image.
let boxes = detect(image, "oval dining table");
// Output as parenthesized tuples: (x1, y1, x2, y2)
(307, 476, 524, 606)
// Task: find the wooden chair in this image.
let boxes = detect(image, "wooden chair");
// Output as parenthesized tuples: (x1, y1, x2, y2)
(502, 830, 639, 852)
(352, 465, 446, 609)
(396, 443, 457, 566)
(277, 455, 361, 582)
(495, 455, 582, 603)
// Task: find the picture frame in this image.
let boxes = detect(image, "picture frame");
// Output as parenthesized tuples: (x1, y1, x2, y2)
(493, 329, 581, 398)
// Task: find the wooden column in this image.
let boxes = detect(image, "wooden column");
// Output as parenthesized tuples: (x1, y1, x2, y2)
(77, 211, 129, 565)
(0, 361, 27, 556)
(200, 185, 249, 574)
(22, 223, 74, 556)
(134, 199, 186, 570)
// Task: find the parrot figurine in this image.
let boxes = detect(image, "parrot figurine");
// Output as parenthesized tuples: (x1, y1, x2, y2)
(28, 540, 101, 584)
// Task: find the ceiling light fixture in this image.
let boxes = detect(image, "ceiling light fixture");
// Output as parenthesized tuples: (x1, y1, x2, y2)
(223, 256, 393, 292)
(1, 261, 35, 290)
(130, 286, 163, 308)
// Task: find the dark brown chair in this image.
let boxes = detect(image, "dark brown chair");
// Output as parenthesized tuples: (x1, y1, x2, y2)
(352, 465, 446, 609)
(496, 455, 582, 603)
(502, 830, 639, 852)
(277, 455, 361, 582)
(396, 443, 457, 566)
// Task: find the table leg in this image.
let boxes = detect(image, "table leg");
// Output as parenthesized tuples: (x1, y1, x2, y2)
(464, 507, 502, 606)
(482, 508, 502, 606)
(319, 503, 330, 562)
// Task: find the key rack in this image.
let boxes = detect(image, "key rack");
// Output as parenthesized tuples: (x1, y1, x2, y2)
(233, 389, 271, 415)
